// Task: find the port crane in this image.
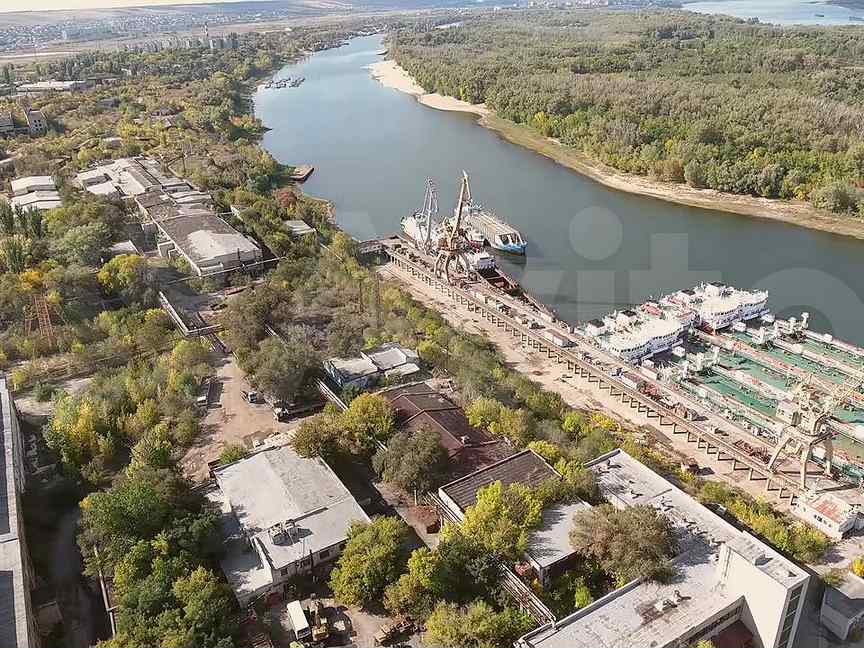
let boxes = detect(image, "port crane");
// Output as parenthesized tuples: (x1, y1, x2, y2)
(433, 171, 475, 284)
(414, 178, 439, 254)
(767, 373, 863, 489)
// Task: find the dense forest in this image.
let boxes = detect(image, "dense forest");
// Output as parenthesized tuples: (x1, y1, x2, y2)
(390, 10, 864, 213)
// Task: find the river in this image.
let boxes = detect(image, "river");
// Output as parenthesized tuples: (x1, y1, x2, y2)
(255, 35, 864, 346)
(683, 0, 864, 25)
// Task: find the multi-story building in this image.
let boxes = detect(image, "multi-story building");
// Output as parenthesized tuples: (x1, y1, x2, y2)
(207, 445, 369, 607)
(517, 449, 810, 648)
(24, 110, 46, 136)
(0, 111, 14, 136)
(0, 376, 41, 648)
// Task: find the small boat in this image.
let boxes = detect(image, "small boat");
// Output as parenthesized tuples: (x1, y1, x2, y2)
(815, 13, 825, 17)
(850, 15, 864, 21)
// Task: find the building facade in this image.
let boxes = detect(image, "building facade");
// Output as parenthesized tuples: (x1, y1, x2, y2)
(207, 445, 369, 608)
(516, 450, 810, 648)
(0, 376, 40, 648)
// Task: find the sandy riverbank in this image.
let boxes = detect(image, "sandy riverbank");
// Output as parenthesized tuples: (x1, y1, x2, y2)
(369, 59, 864, 241)
(369, 59, 489, 116)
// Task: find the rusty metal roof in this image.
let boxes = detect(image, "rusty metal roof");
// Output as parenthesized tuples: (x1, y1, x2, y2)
(440, 449, 558, 512)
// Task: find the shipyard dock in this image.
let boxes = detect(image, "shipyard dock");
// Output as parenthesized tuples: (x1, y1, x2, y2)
(377, 236, 864, 514)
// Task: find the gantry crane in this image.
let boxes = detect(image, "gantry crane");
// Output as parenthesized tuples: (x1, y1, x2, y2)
(433, 171, 475, 284)
(767, 373, 863, 489)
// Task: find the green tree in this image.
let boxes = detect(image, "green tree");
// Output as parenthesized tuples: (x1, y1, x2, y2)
(245, 330, 318, 403)
(489, 406, 535, 447)
(569, 504, 676, 585)
(0, 234, 31, 273)
(527, 440, 563, 465)
(446, 481, 543, 561)
(561, 411, 586, 439)
(330, 517, 411, 607)
(97, 254, 158, 305)
(373, 428, 448, 494)
(50, 221, 112, 266)
(424, 600, 535, 648)
(466, 397, 502, 430)
(218, 443, 249, 465)
(341, 393, 396, 451)
(290, 409, 342, 458)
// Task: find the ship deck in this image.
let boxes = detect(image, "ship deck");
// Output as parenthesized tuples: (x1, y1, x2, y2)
(466, 210, 520, 237)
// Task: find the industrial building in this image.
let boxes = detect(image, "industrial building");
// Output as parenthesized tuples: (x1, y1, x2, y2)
(24, 110, 46, 136)
(517, 449, 810, 648)
(155, 213, 261, 276)
(436, 449, 585, 586)
(0, 112, 14, 136)
(17, 80, 89, 94)
(324, 343, 421, 389)
(7, 176, 61, 212)
(76, 157, 195, 199)
(821, 571, 864, 641)
(207, 445, 369, 607)
(0, 377, 41, 648)
(76, 158, 259, 277)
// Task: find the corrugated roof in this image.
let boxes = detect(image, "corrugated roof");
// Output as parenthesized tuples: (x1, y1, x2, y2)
(440, 449, 558, 512)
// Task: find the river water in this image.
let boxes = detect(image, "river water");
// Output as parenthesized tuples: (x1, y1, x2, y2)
(684, 0, 864, 25)
(255, 35, 864, 345)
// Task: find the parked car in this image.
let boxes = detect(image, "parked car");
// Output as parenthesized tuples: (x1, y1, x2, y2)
(242, 390, 262, 404)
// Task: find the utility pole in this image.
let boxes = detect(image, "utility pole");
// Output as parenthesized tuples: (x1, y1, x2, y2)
(373, 271, 381, 331)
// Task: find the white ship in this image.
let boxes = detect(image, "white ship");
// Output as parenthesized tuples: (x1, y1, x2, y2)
(668, 283, 768, 331)
(462, 203, 526, 255)
(401, 179, 439, 253)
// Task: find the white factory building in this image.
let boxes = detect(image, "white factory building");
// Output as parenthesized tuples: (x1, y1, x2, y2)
(77, 158, 260, 276)
(207, 445, 369, 607)
(0, 377, 41, 648)
(517, 450, 810, 648)
(155, 213, 261, 276)
(324, 343, 421, 389)
(6, 176, 61, 212)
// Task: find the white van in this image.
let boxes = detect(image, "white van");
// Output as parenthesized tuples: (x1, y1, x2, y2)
(287, 600, 311, 641)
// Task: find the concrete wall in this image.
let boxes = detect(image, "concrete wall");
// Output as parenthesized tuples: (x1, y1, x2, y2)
(820, 600, 854, 641)
(722, 546, 808, 648)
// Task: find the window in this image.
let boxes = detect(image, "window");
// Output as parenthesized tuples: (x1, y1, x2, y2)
(319, 549, 330, 560)
(776, 585, 805, 648)
(280, 567, 289, 577)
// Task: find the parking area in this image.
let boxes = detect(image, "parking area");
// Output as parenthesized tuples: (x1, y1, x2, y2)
(262, 585, 423, 648)
(181, 354, 302, 482)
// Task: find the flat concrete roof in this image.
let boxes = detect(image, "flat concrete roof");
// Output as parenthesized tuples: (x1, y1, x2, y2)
(213, 446, 369, 596)
(521, 541, 739, 648)
(10, 176, 54, 195)
(363, 343, 420, 372)
(327, 356, 378, 381)
(518, 450, 809, 648)
(527, 499, 591, 570)
(824, 571, 864, 619)
(157, 214, 259, 267)
(285, 220, 315, 237)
